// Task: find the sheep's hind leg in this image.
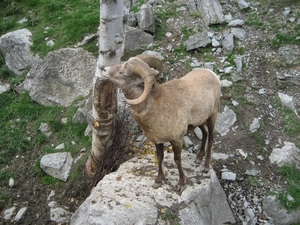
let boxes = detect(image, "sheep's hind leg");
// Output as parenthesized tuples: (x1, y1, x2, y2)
(153, 143, 165, 189)
(195, 125, 208, 164)
(171, 140, 187, 193)
(203, 116, 215, 173)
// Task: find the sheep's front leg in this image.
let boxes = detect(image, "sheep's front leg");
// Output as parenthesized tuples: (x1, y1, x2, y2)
(153, 143, 165, 189)
(171, 140, 187, 192)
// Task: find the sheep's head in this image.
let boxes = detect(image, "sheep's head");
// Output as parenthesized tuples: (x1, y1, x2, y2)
(102, 56, 161, 105)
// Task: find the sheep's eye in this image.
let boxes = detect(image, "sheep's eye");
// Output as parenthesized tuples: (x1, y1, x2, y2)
(120, 71, 127, 77)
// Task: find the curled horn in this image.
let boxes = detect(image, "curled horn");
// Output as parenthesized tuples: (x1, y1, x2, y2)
(125, 58, 158, 105)
(133, 54, 163, 79)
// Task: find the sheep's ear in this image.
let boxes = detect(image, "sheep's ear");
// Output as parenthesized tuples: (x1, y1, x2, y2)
(151, 68, 159, 77)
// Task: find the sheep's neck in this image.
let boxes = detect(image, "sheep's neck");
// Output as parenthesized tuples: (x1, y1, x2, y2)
(129, 83, 158, 114)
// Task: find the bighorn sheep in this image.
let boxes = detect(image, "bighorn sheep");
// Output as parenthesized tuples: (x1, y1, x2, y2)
(102, 54, 221, 192)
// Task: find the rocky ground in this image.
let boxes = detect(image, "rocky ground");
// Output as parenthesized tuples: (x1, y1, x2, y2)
(1, 0, 300, 224)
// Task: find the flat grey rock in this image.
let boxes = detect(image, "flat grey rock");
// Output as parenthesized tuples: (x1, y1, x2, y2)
(70, 152, 235, 225)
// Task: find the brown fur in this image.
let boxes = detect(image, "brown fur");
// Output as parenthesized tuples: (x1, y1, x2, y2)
(103, 59, 221, 192)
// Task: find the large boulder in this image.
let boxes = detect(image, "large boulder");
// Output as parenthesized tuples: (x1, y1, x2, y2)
(17, 48, 96, 107)
(123, 26, 154, 60)
(195, 0, 225, 26)
(136, 4, 155, 34)
(0, 28, 40, 75)
(70, 152, 236, 225)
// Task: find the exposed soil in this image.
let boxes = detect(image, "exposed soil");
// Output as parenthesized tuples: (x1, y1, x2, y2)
(1, 0, 300, 224)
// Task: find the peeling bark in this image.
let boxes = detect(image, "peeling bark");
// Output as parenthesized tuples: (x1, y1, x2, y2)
(86, 0, 124, 176)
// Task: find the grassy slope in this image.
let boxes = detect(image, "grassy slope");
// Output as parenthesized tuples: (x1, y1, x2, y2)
(1, 0, 99, 56)
(0, 0, 96, 210)
(0, 0, 299, 214)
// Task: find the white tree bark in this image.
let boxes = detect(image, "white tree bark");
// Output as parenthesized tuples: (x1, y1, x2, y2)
(86, 0, 124, 176)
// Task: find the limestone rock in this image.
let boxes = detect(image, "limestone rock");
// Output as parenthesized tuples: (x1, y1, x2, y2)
(234, 55, 243, 72)
(215, 106, 237, 136)
(196, 0, 225, 26)
(3, 206, 16, 220)
(250, 117, 260, 133)
(279, 45, 300, 64)
(14, 207, 27, 222)
(0, 28, 39, 75)
(50, 207, 72, 224)
(263, 196, 300, 225)
(40, 152, 73, 181)
(220, 79, 233, 87)
(54, 143, 65, 150)
(18, 48, 95, 107)
(184, 32, 211, 51)
(0, 81, 10, 94)
(124, 11, 137, 27)
(231, 27, 246, 41)
(136, 4, 155, 33)
(70, 153, 235, 225)
(221, 171, 236, 181)
(238, 0, 249, 9)
(194, 126, 203, 140)
(212, 36, 221, 47)
(183, 136, 193, 147)
(123, 26, 154, 60)
(39, 123, 52, 137)
(278, 92, 299, 118)
(213, 152, 229, 160)
(76, 34, 97, 47)
(228, 19, 245, 27)
(9, 178, 14, 187)
(187, 0, 198, 13)
(72, 108, 87, 123)
(245, 169, 260, 176)
(269, 141, 300, 169)
(222, 33, 234, 54)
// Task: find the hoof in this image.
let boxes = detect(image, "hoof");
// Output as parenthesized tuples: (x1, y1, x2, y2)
(195, 159, 201, 164)
(176, 184, 187, 193)
(152, 182, 163, 189)
(202, 168, 209, 173)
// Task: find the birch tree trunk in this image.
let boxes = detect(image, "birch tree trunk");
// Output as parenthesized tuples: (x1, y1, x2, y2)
(86, 0, 124, 176)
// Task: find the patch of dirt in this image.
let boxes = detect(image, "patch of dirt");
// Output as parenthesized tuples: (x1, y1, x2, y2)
(1, 0, 300, 224)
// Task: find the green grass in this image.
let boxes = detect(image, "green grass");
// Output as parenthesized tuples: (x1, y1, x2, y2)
(162, 209, 174, 221)
(248, 131, 265, 152)
(244, 0, 300, 49)
(0, 89, 91, 192)
(0, 90, 91, 165)
(181, 26, 196, 40)
(1, 0, 99, 57)
(257, 0, 299, 7)
(173, 43, 187, 58)
(154, 4, 180, 41)
(245, 14, 264, 29)
(0, 0, 94, 207)
(248, 177, 260, 187)
(269, 33, 300, 49)
(282, 108, 300, 138)
(274, 95, 300, 146)
(272, 95, 300, 211)
(0, 54, 14, 79)
(279, 165, 300, 211)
